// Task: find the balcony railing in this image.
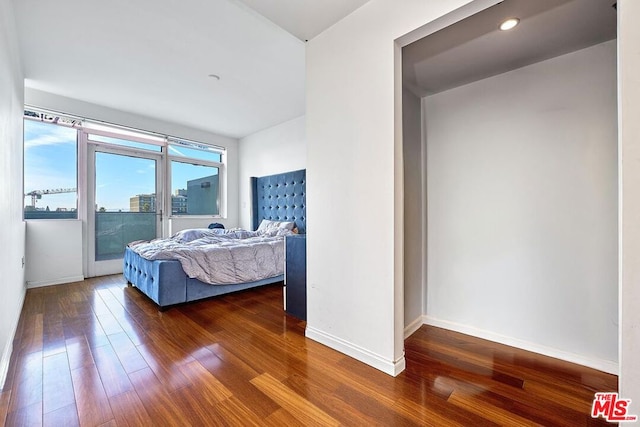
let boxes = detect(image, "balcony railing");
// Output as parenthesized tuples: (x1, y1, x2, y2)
(24, 211, 77, 219)
(24, 211, 157, 261)
(96, 212, 156, 260)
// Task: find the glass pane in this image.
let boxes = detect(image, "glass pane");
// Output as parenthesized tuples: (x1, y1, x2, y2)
(168, 143, 222, 162)
(88, 134, 162, 152)
(95, 152, 157, 260)
(24, 120, 78, 219)
(171, 161, 219, 215)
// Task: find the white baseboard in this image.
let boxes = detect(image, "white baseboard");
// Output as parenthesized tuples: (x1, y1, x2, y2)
(0, 288, 26, 390)
(423, 316, 619, 375)
(305, 326, 406, 376)
(404, 316, 424, 339)
(27, 275, 85, 289)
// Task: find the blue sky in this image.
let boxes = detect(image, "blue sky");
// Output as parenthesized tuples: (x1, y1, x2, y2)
(24, 120, 219, 212)
(24, 121, 78, 210)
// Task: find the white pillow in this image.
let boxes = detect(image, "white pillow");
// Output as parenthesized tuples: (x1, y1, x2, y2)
(173, 228, 213, 242)
(257, 219, 295, 232)
(258, 228, 294, 238)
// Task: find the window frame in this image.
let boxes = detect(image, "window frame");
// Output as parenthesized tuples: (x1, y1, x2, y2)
(23, 115, 80, 220)
(166, 141, 225, 218)
(23, 107, 229, 224)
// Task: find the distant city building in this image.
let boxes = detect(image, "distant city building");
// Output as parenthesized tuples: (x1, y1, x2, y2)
(172, 195, 188, 214)
(187, 175, 219, 215)
(129, 183, 217, 215)
(130, 194, 156, 212)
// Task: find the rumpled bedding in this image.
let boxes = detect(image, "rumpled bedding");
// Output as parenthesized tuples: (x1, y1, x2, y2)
(128, 228, 291, 285)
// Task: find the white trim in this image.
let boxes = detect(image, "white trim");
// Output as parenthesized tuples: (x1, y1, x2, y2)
(78, 130, 88, 278)
(423, 316, 619, 375)
(393, 40, 406, 375)
(167, 136, 226, 154)
(0, 289, 26, 389)
(166, 157, 223, 218)
(404, 316, 424, 339)
(306, 326, 406, 377)
(85, 126, 165, 146)
(396, 0, 502, 47)
(26, 105, 168, 145)
(27, 275, 85, 289)
(420, 96, 428, 318)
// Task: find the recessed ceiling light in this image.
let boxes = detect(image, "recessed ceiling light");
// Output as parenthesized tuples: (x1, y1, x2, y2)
(208, 74, 220, 80)
(499, 18, 520, 31)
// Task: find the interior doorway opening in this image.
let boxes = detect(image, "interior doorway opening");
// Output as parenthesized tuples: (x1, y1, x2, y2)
(400, 0, 619, 374)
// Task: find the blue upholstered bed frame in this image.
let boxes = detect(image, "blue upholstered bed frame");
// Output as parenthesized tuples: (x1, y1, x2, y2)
(123, 169, 306, 309)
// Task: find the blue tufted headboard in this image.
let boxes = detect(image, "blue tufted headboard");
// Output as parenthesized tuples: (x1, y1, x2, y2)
(251, 169, 306, 234)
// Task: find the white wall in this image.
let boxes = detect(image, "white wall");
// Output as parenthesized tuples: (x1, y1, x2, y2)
(402, 87, 424, 333)
(25, 220, 83, 287)
(619, 0, 640, 411)
(238, 116, 306, 230)
(0, 0, 26, 388)
(424, 41, 618, 372)
(24, 89, 240, 277)
(306, 0, 483, 375)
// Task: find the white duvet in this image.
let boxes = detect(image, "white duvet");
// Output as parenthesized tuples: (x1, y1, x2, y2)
(128, 228, 290, 285)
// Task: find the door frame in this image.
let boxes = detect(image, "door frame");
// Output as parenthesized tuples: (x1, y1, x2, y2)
(84, 134, 164, 277)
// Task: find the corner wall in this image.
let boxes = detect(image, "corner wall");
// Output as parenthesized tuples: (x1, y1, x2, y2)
(0, 0, 26, 388)
(238, 116, 306, 230)
(305, 0, 479, 375)
(402, 87, 424, 333)
(424, 41, 618, 372)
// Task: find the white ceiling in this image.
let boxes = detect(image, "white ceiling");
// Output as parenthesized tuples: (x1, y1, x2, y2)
(11, 0, 369, 139)
(235, 0, 370, 42)
(403, 0, 617, 96)
(12, 0, 616, 140)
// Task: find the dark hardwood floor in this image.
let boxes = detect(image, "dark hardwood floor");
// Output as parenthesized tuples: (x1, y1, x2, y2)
(0, 275, 616, 426)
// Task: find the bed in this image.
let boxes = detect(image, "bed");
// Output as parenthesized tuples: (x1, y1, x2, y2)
(123, 169, 306, 309)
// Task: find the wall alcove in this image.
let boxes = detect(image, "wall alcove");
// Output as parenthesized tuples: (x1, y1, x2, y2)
(400, 0, 619, 374)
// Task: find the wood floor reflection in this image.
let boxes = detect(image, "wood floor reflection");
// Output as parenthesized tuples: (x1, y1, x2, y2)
(0, 275, 616, 426)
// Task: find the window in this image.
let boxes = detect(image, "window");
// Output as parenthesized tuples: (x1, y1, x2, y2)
(168, 139, 222, 162)
(23, 108, 227, 222)
(24, 118, 78, 219)
(169, 139, 223, 216)
(170, 161, 220, 215)
(88, 134, 162, 152)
